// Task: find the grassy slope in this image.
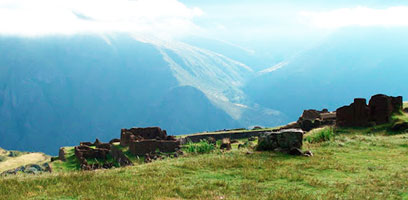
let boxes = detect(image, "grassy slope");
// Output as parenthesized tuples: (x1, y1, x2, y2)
(0, 149, 50, 173)
(1, 131, 408, 199)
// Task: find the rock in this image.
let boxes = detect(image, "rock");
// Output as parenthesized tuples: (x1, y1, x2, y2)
(220, 138, 231, 150)
(289, 147, 303, 156)
(58, 148, 66, 161)
(300, 119, 314, 131)
(248, 137, 256, 141)
(252, 126, 263, 130)
(109, 138, 120, 144)
(80, 142, 93, 146)
(257, 129, 304, 152)
(93, 138, 102, 146)
(206, 137, 216, 145)
(391, 121, 408, 132)
(403, 108, 408, 113)
(303, 150, 314, 157)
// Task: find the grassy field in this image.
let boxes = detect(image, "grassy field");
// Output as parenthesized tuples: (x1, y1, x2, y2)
(1, 128, 408, 199)
(1, 111, 407, 199)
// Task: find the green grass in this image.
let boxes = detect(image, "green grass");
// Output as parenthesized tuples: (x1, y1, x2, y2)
(305, 127, 335, 143)
(1, 131, 408, 199)
(183, 140, 215, 154)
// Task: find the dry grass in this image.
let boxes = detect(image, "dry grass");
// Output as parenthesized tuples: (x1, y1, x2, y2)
(1, 132, 408, 200)
(0, 153, 50, 173)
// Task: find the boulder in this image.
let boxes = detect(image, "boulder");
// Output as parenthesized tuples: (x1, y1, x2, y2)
(257, 129, 303, 151)
(206, 137, 216, 145)
(220, 138, 231, 150)
(390, 121, 408, 132)
(403, 108, 408, 113)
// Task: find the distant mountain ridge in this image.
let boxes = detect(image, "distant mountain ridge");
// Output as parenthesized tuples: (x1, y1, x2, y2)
(0, 34, 284, 154)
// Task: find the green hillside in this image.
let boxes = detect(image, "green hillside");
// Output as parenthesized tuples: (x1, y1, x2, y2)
(1, 110, 408, 199)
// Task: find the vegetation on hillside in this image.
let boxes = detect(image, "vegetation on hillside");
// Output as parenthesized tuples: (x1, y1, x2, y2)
(1, 127, 408, 199)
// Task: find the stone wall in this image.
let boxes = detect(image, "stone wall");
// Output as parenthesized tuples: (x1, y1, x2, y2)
(337, 94, 403, 127)
(110, 146, 133, 167)
(129, 139, 181, 156)
(120, 127, 167, 146)
(181, 130, 270, 144)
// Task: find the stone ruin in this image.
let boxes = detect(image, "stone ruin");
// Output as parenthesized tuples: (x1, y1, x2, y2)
(120, 127, 180, 156)
(297, 109, 336, 131)
(337, 94, 403, 127)
(276, 109, 336, 132)
(257, 129, 311, 156)
(74, 139, 113, 170)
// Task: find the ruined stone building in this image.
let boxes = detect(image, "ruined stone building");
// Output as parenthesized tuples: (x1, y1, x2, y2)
(336, 94, 403, 127)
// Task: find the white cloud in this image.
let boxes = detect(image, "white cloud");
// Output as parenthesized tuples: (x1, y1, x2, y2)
(301, 6, 408, 29)
(0, 0, 203, 37)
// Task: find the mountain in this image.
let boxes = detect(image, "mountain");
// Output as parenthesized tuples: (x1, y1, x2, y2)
(0, 34, 284, 154)
(245, 27, 408, 120)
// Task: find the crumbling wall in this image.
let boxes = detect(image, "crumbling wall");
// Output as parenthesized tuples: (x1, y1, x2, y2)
(129, 139, 180, 156)
(337, 94, 403, 127)
(110, 146, 133, 167)
(120, 127, 167, 146)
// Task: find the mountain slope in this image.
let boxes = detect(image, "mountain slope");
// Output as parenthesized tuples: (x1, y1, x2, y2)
(0, 34, 284, 154)
(245, 27, 408, 120)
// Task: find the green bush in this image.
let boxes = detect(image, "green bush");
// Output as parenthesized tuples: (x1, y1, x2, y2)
(184, 140, 215, 154)
(0, 156, 6, 162)
(305, 127, 335, 143)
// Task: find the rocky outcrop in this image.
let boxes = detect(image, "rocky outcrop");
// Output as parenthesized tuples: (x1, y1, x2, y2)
(1, 163, 52, 176)
(337, 94, 403, 127)
(257, 129, 304, 152)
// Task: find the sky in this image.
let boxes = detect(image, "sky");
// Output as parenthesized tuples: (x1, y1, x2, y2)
(1, 0, 408, 37)
(1, 0, 408, 64)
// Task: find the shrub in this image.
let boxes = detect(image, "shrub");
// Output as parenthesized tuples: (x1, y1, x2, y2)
(305, 127, 335, 143)
(184, 140, 215, 154)
(0, 156, 6, 162)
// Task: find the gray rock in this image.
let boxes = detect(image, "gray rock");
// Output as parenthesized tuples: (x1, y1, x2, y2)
(257, 129, 304, 151)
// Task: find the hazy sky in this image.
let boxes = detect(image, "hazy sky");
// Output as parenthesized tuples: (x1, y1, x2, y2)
(1, 0, 408, 38)
(1, 0, 408, 63)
